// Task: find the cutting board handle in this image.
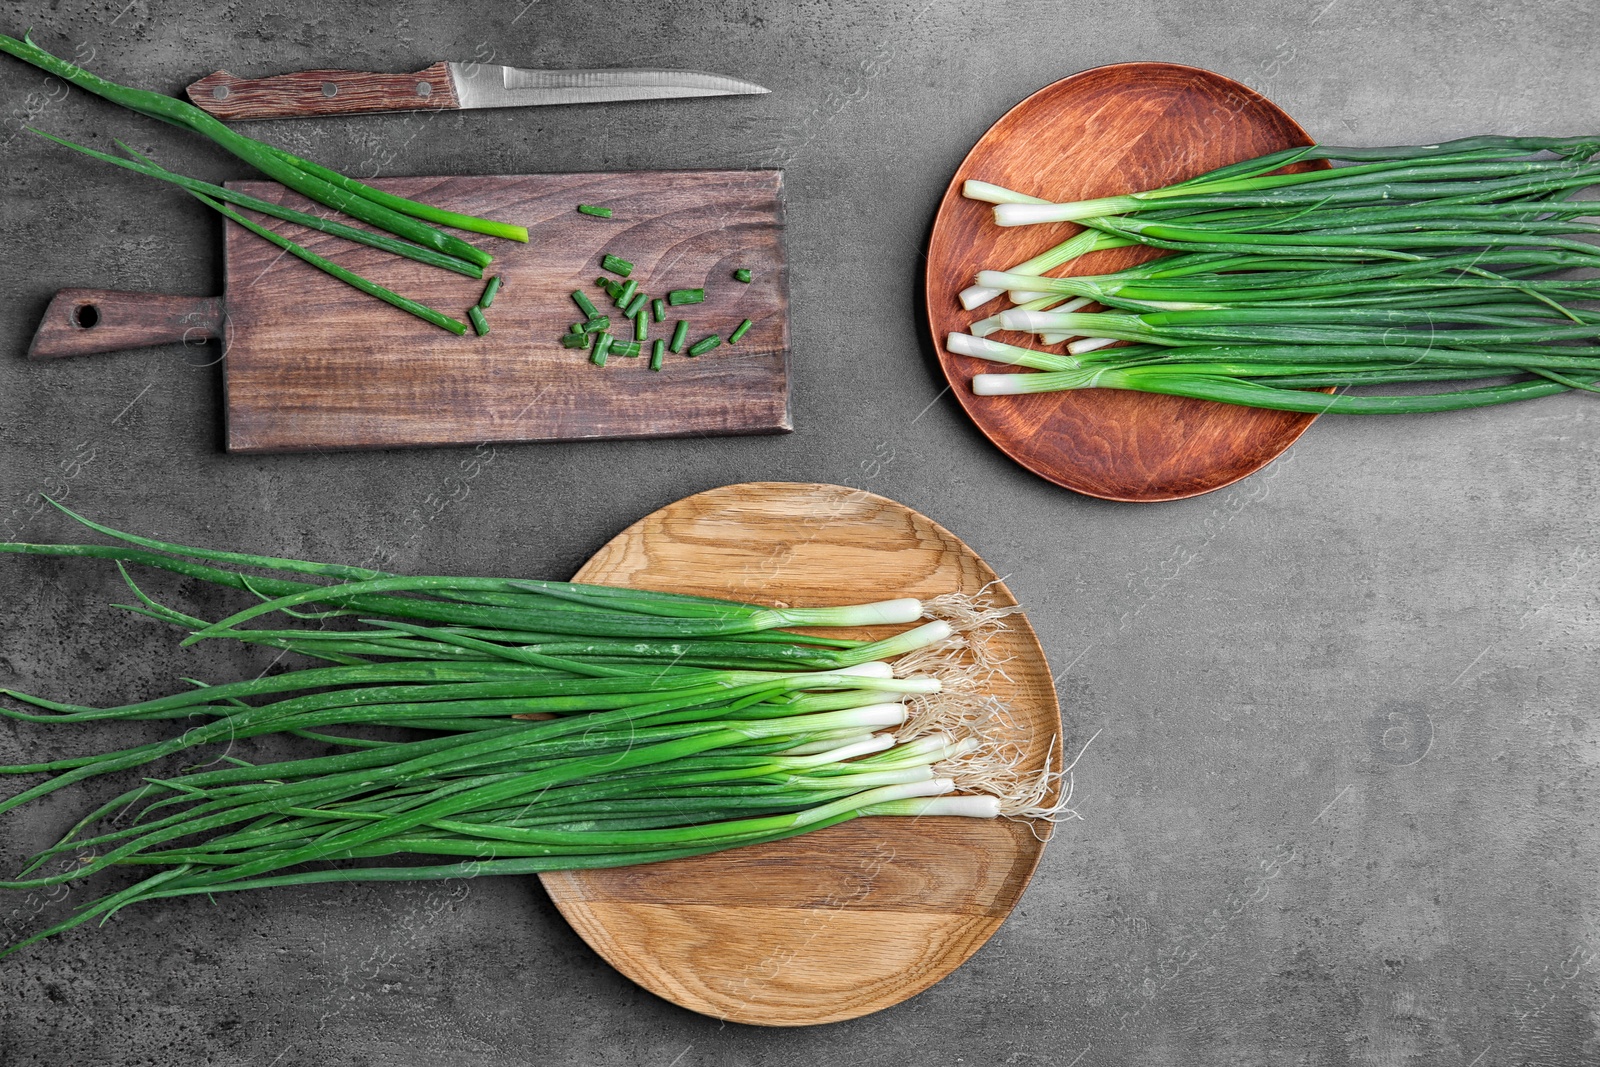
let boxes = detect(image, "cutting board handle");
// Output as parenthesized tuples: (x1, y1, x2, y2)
(29, 289, 225, 360)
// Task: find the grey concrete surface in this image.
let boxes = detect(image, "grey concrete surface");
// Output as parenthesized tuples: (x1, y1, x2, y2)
(1, 0, 1597, 1063)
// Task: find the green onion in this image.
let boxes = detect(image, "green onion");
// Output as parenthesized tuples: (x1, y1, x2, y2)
(581, 316, 611, 333)
(970, 364, 1577, 413)
(668, 288, 705, 306)
(651, 298, 667, 322)
(590, 332, 612, 366)
(688, 334, 722, 357)
(190, 190, 465, 335)
(561, 333, 587, 349)
(734, 268, 752, 283)
(611, 340, 642, 357)
(275, 149, 528, 245)
(0, 507, 1042, 956)
(955, 134, 1600, 414)
(478, 275, 502, 309)
(31, 130, 485, 279)
(572, 290, 599, 318)
(623, 292, 648, 319)
(0, 33, 517, 263)
(633, 311, 648, 342)
(947, 333, 1079, 371)
(650, 339, 665, 370)
(577, 204, 613, 218)
(730, 319, 753, 344)
(601, 253, 634, 277)
(670, 319, 690, 353)
(468, 306, 490, 337)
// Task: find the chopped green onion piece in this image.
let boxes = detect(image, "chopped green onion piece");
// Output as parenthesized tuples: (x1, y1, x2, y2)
(568, 321, 584, 334)
(650, 339, 665, 371)
(616, 279, 639, 308)
(582, 316, 611, 333)
(468, 306, 490, 337)
(651, 298, 666, 322)
(729, 319, 752, 344)
(577, 204, 613, 218)
(668, 288, 705, 306)
(670, 319, 690, 353)
(612, 340, 642, 357)
(561, 332, 588, 349)
(687, 334, 721, 357)
(634, 312, 648, 342)
(601, 279, 624, 301)
(590, 332, 612, 366)
(478, 276, 502, 309)
(571, 291, 598, 318)
(734, 268, 752, 283)
(623, 292, 648, 319)
(601, 253, 634, 278)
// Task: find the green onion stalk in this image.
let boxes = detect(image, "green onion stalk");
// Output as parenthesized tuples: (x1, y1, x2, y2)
(0, 32, 525, 251)
(31, 131, 485, 279)
(951, 134, 1600, 413)
(970, 363, 1579, 413)
(0, 31, 530, 333)
(0, 505, 1050, 958)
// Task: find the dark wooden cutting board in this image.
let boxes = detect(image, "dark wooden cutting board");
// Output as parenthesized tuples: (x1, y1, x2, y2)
(28, 169, 790, 453)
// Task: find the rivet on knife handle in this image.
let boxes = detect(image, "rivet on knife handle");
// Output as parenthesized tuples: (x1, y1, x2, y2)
(185, 63, 460, 120)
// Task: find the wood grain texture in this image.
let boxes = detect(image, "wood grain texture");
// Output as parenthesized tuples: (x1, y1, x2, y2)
(925, 63, 1328, 502)
(218, 170, 789, 452)
(542, 482, 1062, 1026)
(28, 289, 223, 360)
(185, 63, 459, 119)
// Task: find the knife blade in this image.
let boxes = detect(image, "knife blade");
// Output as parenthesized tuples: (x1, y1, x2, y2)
(185, 61, 769, 121)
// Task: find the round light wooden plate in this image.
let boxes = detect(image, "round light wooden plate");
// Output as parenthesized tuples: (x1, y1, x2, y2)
(926, 63, 1327, 502)
(540, 482, 1061, 1026)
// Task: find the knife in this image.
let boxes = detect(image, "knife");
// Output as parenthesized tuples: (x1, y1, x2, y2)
(185, 62, 769, 121)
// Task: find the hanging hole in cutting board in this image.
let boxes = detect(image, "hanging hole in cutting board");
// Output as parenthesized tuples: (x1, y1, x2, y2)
(72, 304, 99, 329)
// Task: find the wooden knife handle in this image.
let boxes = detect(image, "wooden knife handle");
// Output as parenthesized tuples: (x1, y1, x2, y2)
(29, 289, 225, 360)
(186, 62, 459, 120)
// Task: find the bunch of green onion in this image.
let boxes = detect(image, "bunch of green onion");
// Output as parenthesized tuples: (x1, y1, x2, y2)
(955, 135, 1600, 413)
(1, 31, 526, 335)
(0, 503, 1050, 958)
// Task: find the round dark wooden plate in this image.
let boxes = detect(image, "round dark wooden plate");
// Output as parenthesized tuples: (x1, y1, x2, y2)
(926, 63, 1326, 502)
